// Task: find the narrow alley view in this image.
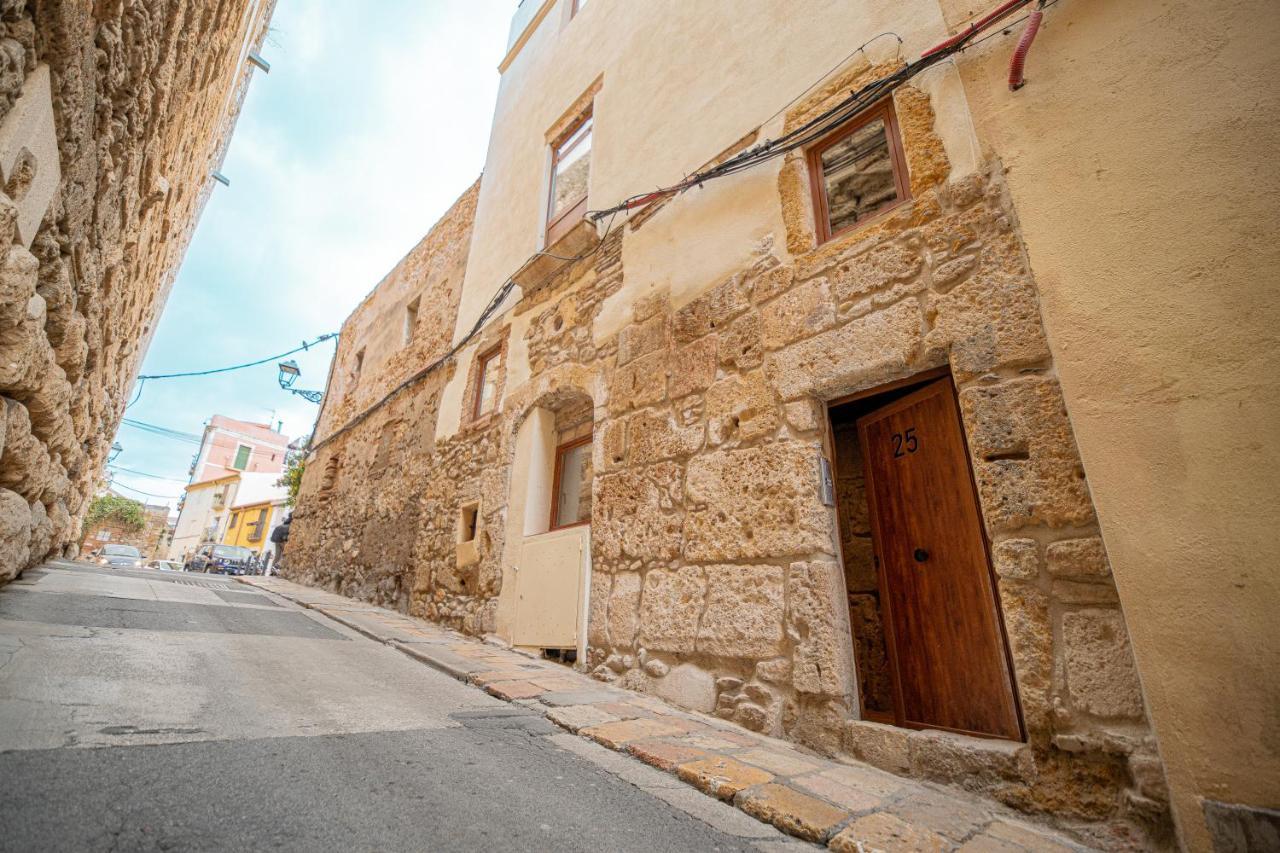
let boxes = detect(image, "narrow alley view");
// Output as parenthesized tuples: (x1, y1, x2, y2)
(0, 1, 1276, 851)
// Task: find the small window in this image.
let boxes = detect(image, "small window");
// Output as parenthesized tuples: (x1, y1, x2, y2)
(458, 502, 479, 543)
(547, 109, 592, 244)
(551, 435, 593, 529)
(808, 100, 910, 244)
(404, 296, 420, 347)
(249, 509, 268, 541)
(229, 511, 240, 529)
(232, 444, 251, 470)
(473, 346, 501, 419)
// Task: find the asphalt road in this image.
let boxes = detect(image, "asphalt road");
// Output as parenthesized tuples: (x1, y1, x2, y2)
(0, 561, 799, 852)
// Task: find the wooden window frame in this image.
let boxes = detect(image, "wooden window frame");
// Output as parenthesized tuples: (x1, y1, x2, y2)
(232, 444, 251, 471)
(471, 345, 502, 421)
(546, 109, 592, 246)
(807, 98, 911, 246)
(549, 434, 592, 531)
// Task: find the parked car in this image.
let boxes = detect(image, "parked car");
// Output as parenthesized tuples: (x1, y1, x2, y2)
(184, 544, 256, 575)
(95, 544, 144, 569)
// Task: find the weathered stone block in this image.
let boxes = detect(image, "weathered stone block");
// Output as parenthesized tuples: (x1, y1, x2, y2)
(0, 486, 29, 581)
(667, 334, 717, 399)
(764, 299, 922, 402)
(684, 443, 830, 561)
(1046, 536, 1110, 580)
(673, 276, 749, 343)
(607, 571, 641, 649)
(761, 277, 835, 350)
(787, 560, 852, 696)
(628, 408, 703, 464)
(830, 241, 924, 304)
(924, 272, 1050, 380)
(608, 348, 667, 414)
(908, 728, 1035, 786)
(842, 719, 911, 774)
(617, 312, 667, 366)
(830, 812, 948, 853)
(992, 538, 1039, 580)
(704, 370, 778, 446)
(639, 566, 704, 653)
(696, 564, 784, 658)
(1062, 609, 1144, 719)
(593, 462, 683, 564)
(651, 662, 716, 713)
(960, 377, 1094, 531)
(737, 783, 850, 842)
(719, 311, 762, 371)
(751, 265, 796, 304)
(996, 580, 1051, 730)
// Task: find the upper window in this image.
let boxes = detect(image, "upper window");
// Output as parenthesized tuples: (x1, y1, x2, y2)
(403, 296, 420, 347)
(351, 348, 365, 387)
(473, 346, 502, 419)
(547, 109, 592, 245)
(229, 511, 240, 529)
(232, 444, 251, 470)
(807, 100, 910, 244)
(551, 435, 592, 529)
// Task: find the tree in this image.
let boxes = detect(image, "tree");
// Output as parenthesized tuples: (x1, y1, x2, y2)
(277, 436, 310, 507)
(83, 494, 146, 534)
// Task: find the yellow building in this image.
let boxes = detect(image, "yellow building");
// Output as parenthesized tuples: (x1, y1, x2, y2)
(223, 499, 285, 556)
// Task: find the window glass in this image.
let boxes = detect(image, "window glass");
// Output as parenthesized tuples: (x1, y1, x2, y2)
(232, 444, 251, 470)
(550, 116, 591, 224)
(820, 117, 899, 234)
(476, 350, 500, 417)
(553, 440, 593, 528)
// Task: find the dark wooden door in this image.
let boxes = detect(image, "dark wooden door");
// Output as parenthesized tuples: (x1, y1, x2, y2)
(857, 379, 1022, 740)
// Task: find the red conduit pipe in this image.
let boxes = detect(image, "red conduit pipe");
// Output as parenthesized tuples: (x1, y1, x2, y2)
(921, 0, 1032, 58)
(1008, 8, 1044, 90)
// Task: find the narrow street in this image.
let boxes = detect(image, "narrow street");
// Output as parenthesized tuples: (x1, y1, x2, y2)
(0, 561, 797, 852)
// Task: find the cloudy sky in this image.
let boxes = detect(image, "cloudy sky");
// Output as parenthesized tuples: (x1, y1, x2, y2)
(107, 0, 512, 508)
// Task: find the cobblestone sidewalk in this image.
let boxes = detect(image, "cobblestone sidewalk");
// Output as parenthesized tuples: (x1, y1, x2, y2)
(239, 575, 1094, 852)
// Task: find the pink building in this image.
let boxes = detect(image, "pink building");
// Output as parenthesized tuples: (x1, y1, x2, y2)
(189, 415, 291, 484)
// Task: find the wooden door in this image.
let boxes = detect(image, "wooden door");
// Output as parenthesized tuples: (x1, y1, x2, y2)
(857, 379, 1022, 740)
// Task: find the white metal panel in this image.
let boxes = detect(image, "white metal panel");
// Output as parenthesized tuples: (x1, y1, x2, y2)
(512, 527, 586, 648)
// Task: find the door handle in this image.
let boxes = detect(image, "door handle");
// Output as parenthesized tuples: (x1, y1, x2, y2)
(913, 548, 929, 563)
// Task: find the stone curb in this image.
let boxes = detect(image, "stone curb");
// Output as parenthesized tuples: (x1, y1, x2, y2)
(234, 576, 1093, 853)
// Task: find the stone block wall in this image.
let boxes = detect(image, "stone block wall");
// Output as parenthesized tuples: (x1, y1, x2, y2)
(0, 0, 275, 582)
(286, 61, 1172, 847)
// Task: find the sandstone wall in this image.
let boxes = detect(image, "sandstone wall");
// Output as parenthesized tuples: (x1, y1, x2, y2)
(0, 0, 274, 581)
(285, 64, 1171, 849)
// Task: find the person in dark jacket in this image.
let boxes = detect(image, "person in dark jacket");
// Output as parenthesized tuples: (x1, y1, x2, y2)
(267, 512, 291, 576)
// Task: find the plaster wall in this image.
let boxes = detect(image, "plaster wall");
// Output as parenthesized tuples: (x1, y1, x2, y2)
(453, 0, 957, 347)
(947, 0, 1280, 846)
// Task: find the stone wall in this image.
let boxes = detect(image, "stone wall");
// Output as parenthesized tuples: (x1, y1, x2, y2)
(0, 0, 273, 582)
(286, 61, 1171, 847)
(80, 502, 170, 560)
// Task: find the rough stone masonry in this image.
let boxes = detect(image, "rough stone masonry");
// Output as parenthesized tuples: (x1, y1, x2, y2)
(285, 56, 1174, 850)
(0, 0, 274, 582)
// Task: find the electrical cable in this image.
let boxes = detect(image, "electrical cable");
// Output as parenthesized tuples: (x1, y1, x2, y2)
(586, 0, 1037, 224)
(123, 332, 340, 410)
(107, 465, 190, 483)
(309, 210, 621, 455)
(106, 480, 184, 501)
(307, 0, 1048, 455)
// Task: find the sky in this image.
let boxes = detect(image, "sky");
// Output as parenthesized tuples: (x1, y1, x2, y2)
(107, 0, 513, 510)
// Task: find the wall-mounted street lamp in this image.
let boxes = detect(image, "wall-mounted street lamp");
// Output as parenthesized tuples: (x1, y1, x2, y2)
(109, 442, 123, 463)
(247, 52, 271, 73)
(277, 359, 323, 404)
(211, 170, 231, 187)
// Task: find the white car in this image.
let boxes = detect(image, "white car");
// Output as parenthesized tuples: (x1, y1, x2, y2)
(147, 559, 184, 572)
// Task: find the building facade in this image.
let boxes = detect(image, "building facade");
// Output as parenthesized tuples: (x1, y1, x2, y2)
(284, 1, 1278, 850)
(189, 415, 291, 483)
(169, 471, 279, 562)
(79, 494, 172, 560)
(0, 0, 277, 583)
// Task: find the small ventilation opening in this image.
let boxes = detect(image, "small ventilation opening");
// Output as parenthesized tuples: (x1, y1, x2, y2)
(458, 503, 479, 544)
